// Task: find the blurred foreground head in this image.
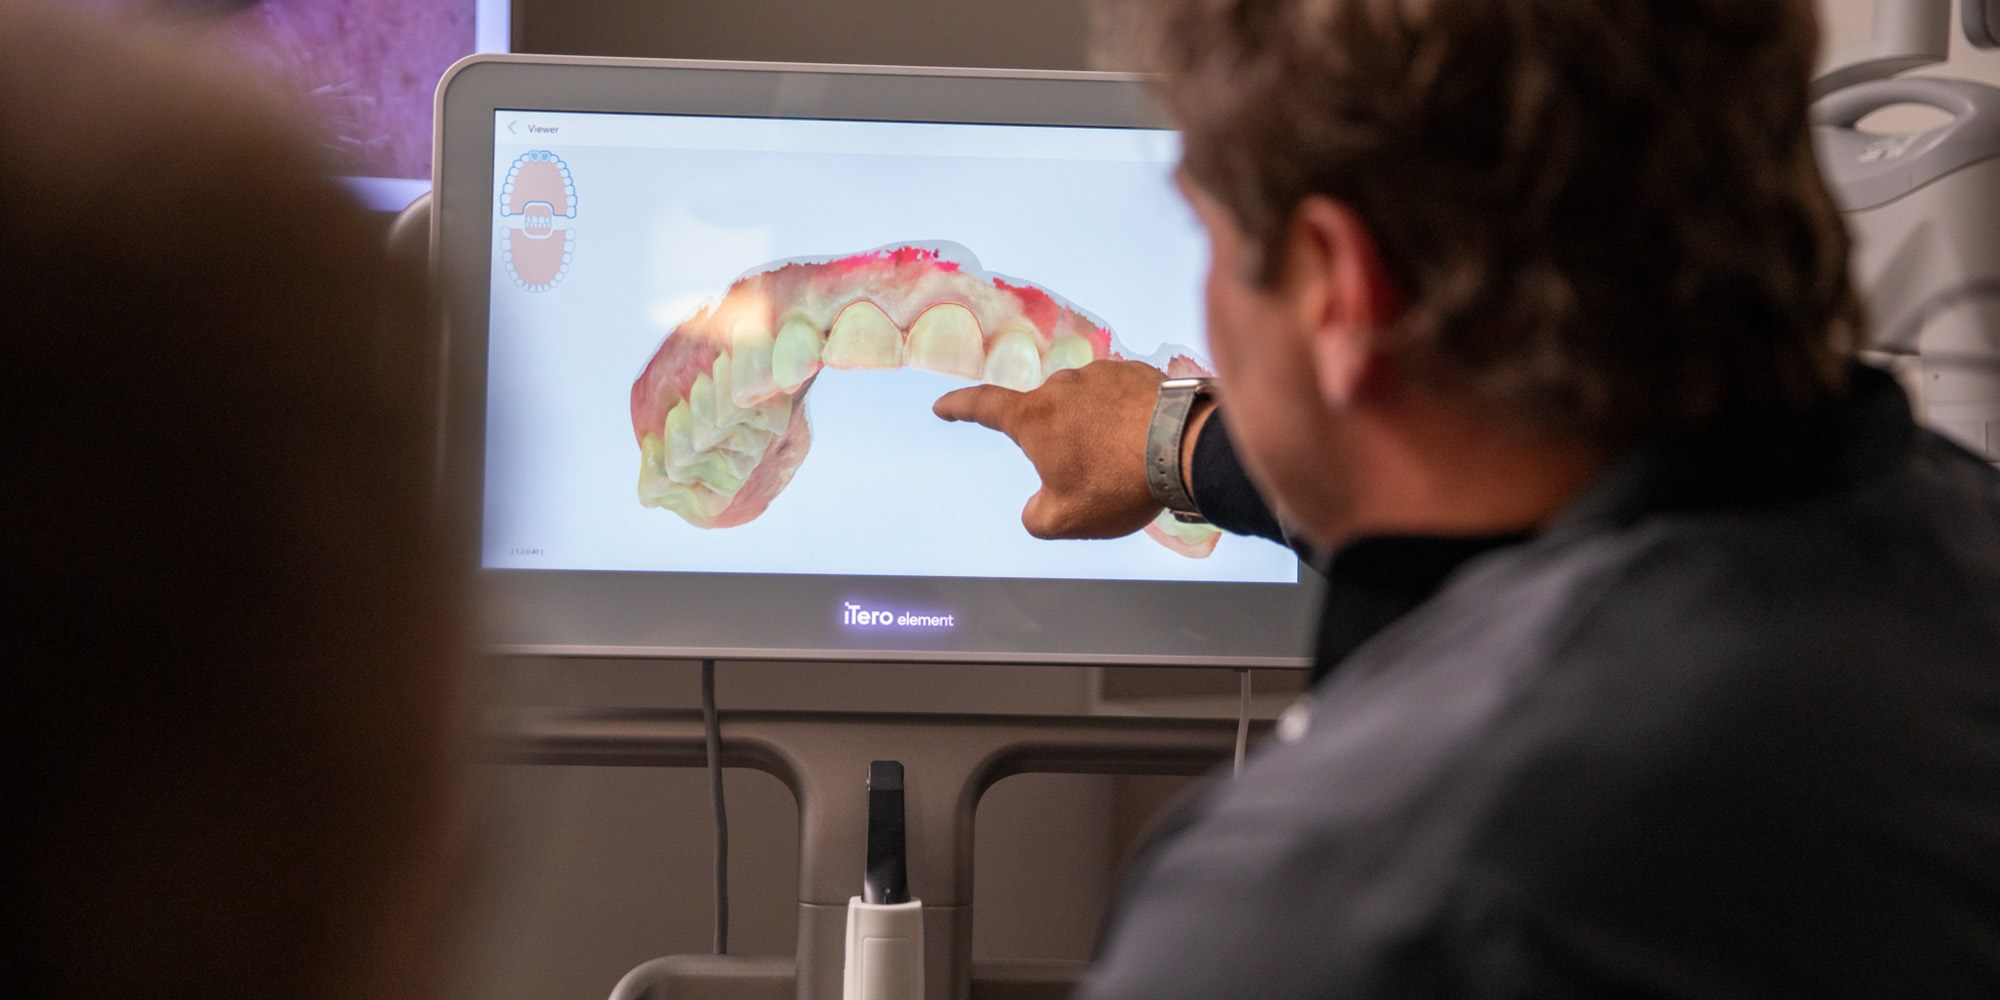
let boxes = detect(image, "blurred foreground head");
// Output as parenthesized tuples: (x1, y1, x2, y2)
(1, 4, 463, 1000)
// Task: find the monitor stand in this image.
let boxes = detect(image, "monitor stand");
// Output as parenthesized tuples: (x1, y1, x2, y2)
(491, 694, 1265, 1000)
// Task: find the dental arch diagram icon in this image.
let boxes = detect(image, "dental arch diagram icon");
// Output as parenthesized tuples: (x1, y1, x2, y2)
(499, 151, 575, 291)
(630, 242, 1225, 558)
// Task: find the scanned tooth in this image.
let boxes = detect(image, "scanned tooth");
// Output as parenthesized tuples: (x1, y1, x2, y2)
(715, 421, 775, 459)
(687, 372, 729, 450)
(982, 329, 1044, 392)
(824, 301, 904, 369)
(637, 433, 675, 503)
(674, 383, 773, 464)
(1146, 508, 1223, 558)
(670, 446, 757, 496)
(1041, 333, 1095, 380)
(639, 469, 733, 524)
(771, 314, 825, 391)
(664, 396, 699, 468)
(638, 432, 732, 521)
(744, 391, 792, 436)
(705, 355, 749, 427)
(706, 353, 764, 431)
(689, 367, 771, 451)
(729, 314, 779, 407)
(906, 303, 986, 381)
(648, 484, 730, 523)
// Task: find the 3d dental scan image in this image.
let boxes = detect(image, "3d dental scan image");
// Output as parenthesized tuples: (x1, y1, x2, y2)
(624, 240, 1118, 529)
(476, 110, 1289, 585)
(626, 240, 1223, 557)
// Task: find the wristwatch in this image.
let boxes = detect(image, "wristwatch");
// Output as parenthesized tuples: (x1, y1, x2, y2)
(1145, 377, 1215, 524)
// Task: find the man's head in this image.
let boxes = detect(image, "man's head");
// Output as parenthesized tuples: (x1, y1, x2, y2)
(1147, 0, 1860, 542)
(2, 5, 463, 1000)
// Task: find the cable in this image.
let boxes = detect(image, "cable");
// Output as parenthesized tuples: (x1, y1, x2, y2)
(701, 658, 729, 954)
(1234, 668, 1252, 776)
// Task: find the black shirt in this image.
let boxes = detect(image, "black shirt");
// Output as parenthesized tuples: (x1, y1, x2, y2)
(1086, 367, 2000, 998)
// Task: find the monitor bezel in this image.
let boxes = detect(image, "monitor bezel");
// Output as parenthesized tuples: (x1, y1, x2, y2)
(433, 55, 1319, 667)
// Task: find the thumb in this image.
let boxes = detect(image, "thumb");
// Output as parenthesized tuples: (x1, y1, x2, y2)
(1020, 488, 1064, 540)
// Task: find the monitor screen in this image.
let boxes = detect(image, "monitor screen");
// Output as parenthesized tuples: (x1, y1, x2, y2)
(81, 0, 509, 209)
(443, 61, 1320, 666)
(483, 110, 1296, 586)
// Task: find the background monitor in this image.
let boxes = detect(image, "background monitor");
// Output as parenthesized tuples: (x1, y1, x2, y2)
(79, 0, 509, 210)
(436, 56, 1322, 666)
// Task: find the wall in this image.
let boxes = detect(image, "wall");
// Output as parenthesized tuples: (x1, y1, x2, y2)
(516, 0, 1094, 69)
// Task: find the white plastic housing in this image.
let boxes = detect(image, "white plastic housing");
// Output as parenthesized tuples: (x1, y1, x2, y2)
(1814, 0, 1952, 97)
(842, 897, 924, 1000)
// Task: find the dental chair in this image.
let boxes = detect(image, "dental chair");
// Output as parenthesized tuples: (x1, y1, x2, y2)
(1818, 0, 2000, 465)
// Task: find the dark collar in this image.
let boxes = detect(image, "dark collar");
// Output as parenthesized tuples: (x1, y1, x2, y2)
(1313, 533, 1527, 684)
(1311, 365, 1916, 686)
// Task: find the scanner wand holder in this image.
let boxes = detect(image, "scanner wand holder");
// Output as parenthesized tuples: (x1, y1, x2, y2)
(844, 761, 923, 1000)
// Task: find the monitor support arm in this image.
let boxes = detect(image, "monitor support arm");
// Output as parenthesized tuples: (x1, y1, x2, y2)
(1814, 0, 1954, 99)
(1810, 0, 2000, 99)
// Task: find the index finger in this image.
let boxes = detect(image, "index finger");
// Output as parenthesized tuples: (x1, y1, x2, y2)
(933, 383, 1024, 433)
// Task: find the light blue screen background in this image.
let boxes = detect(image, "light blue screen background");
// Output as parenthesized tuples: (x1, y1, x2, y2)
(482, 111, 1296, 585)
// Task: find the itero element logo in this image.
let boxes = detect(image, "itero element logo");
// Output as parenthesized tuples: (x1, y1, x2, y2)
(499, 151, 576, 292)
(842, 602, 957, 628)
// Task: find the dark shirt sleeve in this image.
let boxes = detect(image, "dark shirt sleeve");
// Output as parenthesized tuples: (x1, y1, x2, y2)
(1187, 407, 1306, 555)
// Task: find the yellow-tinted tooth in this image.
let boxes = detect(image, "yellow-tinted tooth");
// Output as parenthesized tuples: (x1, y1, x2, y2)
(729, 314, 778, 406)
(824, 301, 903, 370)
(982, 329, 1044, 392)
(771, 314, 825, 391)
(642, 480, 732, 526)
(657, 386, 770, 501)
(664, 397, 697, 467)
(688, 372, 726, 450)
(906, 303, 986, 381)
(637, 432, 673, 498)
(1042, 333, 1095, 380)
(745, 391, 792, 436)
(669, 447, 755, 496)
(1149, 509, 1223, 558)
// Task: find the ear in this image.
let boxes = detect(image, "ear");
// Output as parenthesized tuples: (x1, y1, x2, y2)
(1285, 197, 1404, 407)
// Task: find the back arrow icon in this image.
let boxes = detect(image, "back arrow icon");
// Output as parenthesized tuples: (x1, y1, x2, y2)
(508, 120, 518, 135)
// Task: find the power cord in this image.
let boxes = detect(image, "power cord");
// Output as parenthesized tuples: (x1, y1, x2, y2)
(1234, 669, 1251, 776)
(701, 658, 729, 954)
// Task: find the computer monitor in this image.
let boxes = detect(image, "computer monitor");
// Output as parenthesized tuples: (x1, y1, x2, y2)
(79, 0, 509, 210)
(434, 56, 1320, 666)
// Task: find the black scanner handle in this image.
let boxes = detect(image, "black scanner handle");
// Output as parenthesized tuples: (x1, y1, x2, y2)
(864, 760, 909, 905)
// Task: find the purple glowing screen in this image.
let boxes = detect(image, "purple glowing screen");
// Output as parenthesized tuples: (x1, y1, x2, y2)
(80, 0, 496, 182)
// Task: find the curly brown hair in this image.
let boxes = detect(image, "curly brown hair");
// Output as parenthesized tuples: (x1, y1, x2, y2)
(1143, 0, 1862, 440)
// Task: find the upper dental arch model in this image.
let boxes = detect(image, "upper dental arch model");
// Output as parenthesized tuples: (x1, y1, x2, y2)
(630, 243, 1224, 558)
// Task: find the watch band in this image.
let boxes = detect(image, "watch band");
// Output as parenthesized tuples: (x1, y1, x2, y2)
(1146, 377, 1213, 522)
